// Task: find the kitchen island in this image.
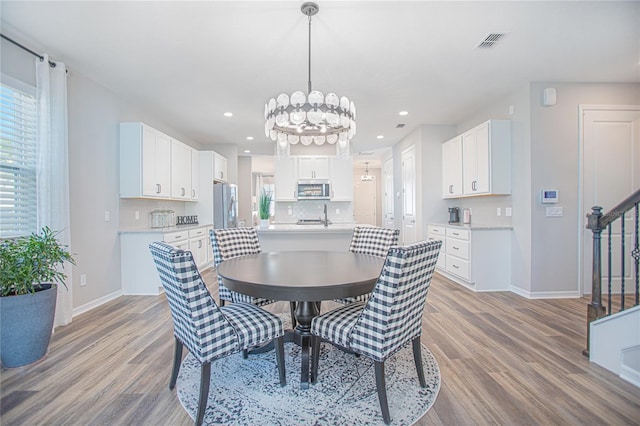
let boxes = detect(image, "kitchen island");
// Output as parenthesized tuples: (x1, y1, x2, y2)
(257, 222, 357, 252)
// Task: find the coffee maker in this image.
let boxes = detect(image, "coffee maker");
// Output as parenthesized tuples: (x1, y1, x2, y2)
(448, 207, 460, 224)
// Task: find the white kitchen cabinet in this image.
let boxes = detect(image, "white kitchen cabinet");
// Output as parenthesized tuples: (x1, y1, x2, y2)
(298, 156, 329, 180)
(329, 157, 353, 201)
(461, 120, 511, 196)
(171, 139, 192, 200)
(275, 157, 297, 201)
(190, 149, 200, 200)
(121, 225, 214, 295)
(120, 122, 172, 199)
(429, 223, 511, 291)
(442, 136, 463, 198)
(213, 152, 228, 182)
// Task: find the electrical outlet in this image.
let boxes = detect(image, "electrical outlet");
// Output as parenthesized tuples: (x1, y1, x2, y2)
(104, 210, 110, 222)
(80, 274, 87, 287)
(505, 207, 512, 217)
(546, 206, 564, 217)
(335, 208, 340, 214)
(135, 211, 140, 220)
(496, 207, 502, 217)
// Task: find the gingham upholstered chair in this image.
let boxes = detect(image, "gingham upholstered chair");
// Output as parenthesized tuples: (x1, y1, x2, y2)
(310, 239, 442, 425)
(149, 242, 286, 426)
(210, 227, 297, 328)
(335, 226, 400, 304)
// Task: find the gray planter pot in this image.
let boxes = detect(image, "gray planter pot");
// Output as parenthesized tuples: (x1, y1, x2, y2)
(0, 284, 57, 368)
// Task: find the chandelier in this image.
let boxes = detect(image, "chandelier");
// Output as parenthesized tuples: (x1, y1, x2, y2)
(361, 162, 374, 182)
(264, 2, 356, 146)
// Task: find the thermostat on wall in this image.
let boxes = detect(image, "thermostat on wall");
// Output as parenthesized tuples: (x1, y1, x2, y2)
(540, 189, 559, 204)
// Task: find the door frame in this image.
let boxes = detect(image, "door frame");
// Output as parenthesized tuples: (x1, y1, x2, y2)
(577, 104, 640, 296)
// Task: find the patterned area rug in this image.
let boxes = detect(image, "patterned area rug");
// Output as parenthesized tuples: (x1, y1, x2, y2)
(176, 339, 440, 425)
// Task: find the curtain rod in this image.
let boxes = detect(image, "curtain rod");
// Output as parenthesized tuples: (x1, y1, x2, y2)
(1, 33, 57, 68)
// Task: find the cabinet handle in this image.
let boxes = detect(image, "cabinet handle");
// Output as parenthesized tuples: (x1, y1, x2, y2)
(453, 246, 459, 250)
(156, 184, 161, 194)
(452, 232, 459, 236)
(192, 189, 196, 197)
(198, 240, 203, 249)
(181, 188, 185, 196)
(449, 184, 453, 194)
(472, 180, 477, 191)
(452, 264, 459, 269)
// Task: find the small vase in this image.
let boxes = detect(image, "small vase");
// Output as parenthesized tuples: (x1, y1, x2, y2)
(260, 219, 269, 229)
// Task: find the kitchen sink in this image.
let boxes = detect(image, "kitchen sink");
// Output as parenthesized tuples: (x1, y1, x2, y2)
(296, 219, 331, 225)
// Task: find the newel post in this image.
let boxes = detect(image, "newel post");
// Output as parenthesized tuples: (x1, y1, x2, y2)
(584, 206, 607, 356)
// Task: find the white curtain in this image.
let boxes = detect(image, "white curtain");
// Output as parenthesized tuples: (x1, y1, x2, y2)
(36, 54, 72, 328)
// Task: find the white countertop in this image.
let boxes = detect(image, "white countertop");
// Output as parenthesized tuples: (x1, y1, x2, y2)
(258, 222, 358, 233)
(430, 222, 513, 231)
(119, 223, 213, 234)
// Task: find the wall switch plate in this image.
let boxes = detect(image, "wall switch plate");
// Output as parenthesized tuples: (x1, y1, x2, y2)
(546, 206, 564, 217)
(505, 207, 512, 217)
(508, 105, 514, 115)
(496, 207, 502, 217)
(80, 274, 87, 287)
(335, 208, 340, 214)
(104, 210, 110, 222)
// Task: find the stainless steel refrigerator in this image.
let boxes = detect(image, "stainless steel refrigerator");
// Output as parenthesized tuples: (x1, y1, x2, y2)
(213, 183, 238, 229)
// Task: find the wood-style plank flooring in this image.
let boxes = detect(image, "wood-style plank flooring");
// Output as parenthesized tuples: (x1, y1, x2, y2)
(1, 270, 639, 425)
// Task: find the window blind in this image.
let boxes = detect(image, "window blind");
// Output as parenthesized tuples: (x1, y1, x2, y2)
(0, 82, 37, 238)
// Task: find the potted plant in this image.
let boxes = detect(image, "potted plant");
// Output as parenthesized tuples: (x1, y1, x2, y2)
(0, 227, 75, 367)
(258, 189, 272, 229)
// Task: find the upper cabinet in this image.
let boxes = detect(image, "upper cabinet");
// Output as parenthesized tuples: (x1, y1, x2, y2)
(120, 122, 172, 199)
(275, 157, 297, 201)
(330, 157, 353, 201)
(213, 152, 228, 182)
(442, 135, 463, 198)
(170, 139, 192, 200)
(442, 120, 511, 198)
(298, 156, 329, 180)
(190, 149, 200, 200)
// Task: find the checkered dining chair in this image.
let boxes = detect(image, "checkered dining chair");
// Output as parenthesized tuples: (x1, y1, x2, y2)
(149, 242, 286, 426)
(210, 227, 297, 328)
(335, 226, 400, 304)
(310, 239, 442, 425)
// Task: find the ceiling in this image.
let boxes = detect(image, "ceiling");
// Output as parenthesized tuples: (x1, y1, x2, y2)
(1, 1, 639, 168)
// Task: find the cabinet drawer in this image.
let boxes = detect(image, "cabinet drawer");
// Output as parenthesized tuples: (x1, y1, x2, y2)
(446, 227, 470, 240)
(446, 239, 470, 260)
(164, 231, 189, 244)
(188, 227, 207, 238)
(428, 225, 446, 237)
(446, 254, 470, 280)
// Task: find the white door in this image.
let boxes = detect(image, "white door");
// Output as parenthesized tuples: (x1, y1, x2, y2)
(353, 174, 377, 225)
(402, 146, 417, 244)
(383, 159, 394, 228)
(581, 106, 640, 295)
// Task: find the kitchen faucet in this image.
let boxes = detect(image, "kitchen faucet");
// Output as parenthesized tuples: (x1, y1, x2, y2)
(323, 203, 328, 227)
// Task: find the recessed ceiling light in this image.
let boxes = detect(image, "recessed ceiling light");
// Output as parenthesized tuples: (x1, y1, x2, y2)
(244, 150, 251, 153)
(246, 136, 254, 140)
(376, 135, 384, 139)
(399, 111, 409, 116)
(223, 112, 233, 117)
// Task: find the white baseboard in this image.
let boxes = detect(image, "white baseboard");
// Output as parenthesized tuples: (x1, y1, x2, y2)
(73, 290, 123, 317)
(509, 286, 580, 299)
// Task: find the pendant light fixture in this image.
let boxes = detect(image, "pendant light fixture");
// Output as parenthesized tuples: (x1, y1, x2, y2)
(264, 2, 356, 147)
(361, 162, 374, 182)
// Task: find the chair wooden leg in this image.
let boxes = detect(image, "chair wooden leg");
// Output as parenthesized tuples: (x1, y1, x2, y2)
(196, 362, 211, 426)
(412, 336, 427, 387)
(274, 335, 286, 386)
(374, 361, 391, 425)
(169, 337, 184, 390)
(310, 335, 321, 384)
(219, 298, 226, 307)
(289, 301, 297, 329)
(242, 349, 248, 359)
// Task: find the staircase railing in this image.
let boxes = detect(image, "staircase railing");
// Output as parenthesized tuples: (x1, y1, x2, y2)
(584, 188, 640, 356)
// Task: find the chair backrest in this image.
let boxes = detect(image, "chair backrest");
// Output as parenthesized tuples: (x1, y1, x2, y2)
(210, 227, 262, 267)
(149, 242, 239, 362)
(349, 226, 400, 258)
(348, 239, 442, 362)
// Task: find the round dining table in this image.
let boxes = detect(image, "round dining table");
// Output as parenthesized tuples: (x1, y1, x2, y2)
(216, 251, 385, 389)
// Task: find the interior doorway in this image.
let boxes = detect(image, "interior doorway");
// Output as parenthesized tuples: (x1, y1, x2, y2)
(579, 105, 640, 295)
(353, 171, 377, 226)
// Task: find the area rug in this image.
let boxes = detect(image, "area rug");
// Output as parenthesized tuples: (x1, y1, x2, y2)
(176, 339, 440, 425)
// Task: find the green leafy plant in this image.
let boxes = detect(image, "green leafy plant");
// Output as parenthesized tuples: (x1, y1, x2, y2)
(258, 189, 272, 220)
(0, 227, 75, 296)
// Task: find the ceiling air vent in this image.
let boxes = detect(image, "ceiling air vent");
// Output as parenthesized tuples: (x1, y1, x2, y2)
(477, 33, 506, 49)
(395, 123, 406, 128)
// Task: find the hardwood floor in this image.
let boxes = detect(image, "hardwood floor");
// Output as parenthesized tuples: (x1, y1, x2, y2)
(1, 270, 639, 425)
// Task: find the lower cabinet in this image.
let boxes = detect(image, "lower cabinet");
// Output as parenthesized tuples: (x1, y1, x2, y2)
(428, 224, 511, 291)
(120, 225, 213, 295)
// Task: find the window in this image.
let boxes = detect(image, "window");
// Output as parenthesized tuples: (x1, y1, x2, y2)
(0, 80, 37, 238)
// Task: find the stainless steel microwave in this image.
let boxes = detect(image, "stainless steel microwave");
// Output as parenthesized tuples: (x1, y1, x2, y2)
(296, 180, 331, 200)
